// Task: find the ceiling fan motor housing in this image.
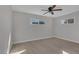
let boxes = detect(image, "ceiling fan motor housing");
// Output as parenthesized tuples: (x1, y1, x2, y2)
(48, 7, 52, 11)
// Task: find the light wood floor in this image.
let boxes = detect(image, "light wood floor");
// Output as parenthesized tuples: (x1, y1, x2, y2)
(10, 37, 79, 54)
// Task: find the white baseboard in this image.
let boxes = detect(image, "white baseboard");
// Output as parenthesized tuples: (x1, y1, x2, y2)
(54, 35, 79, 44)
(14, 36, 54, 44)
(13, 35, 79, 45)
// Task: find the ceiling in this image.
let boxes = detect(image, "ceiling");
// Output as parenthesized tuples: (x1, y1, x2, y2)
(12, 5, 79, 18)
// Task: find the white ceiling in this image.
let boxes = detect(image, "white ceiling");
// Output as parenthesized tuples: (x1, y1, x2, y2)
(12, 5, 79, 17)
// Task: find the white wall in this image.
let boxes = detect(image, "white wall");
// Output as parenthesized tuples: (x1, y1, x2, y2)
(12, 11, 54, 44)
(0, 6, 12, 54)
(54, 11, 79, 43)
(12, 8, 79, 45)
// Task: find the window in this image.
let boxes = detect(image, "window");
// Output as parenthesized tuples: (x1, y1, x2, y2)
(31, 18, 45, 24)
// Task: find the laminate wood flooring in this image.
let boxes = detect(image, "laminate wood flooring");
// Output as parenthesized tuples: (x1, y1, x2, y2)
(10, 37, 79, 54)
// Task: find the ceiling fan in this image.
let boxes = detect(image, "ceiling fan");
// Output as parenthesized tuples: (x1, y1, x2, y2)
(41, 5, 62, 15)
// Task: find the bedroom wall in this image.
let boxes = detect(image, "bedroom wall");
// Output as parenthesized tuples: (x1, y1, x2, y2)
(54, 11, 79, 43)
(0, 6, 12, 54)
(12, 11, 54, 44)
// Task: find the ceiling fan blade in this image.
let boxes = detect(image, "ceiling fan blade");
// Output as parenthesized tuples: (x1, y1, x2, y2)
(53, 9, 62, 11)
(41, 9, 48, 11)
(43, 11, 49, 15)
(51, 5, 56, 9)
